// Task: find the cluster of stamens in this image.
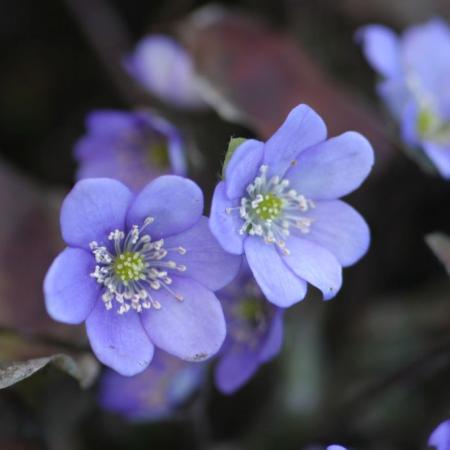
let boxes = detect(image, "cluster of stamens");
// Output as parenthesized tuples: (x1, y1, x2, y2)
(224, 280, 272, 348)
(227, 165, 314, 255)
(416, 108, 450, 144)
(230, 298, 268, 346)
(90, 217, 187, 314)
(405, 73, 450, 144)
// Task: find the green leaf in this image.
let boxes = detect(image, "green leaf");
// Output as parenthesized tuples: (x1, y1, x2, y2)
(425, 232, 450, 275)
(0, 353, 99, 390)
(222, 137, 246, 178)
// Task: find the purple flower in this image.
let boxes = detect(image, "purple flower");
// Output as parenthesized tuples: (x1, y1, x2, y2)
(429, 419, 450, 450)
(357, 19, 450, 178)
(209, 104, 373, 307)
(44, 176, 240, 375)
(305, 446, 348, 450)
(124, 35, 207, 110)
(214, 260, 283, 394)
(75, 109, 186, 191)
(99, 350, 205, 421)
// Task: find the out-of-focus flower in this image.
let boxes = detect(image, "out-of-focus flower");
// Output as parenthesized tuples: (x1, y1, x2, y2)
(210, 104, 373, 307)
(215, 260, 283, 394)
(99, 350, 205, 421)
(357, 19, 450, 177)
(44, 176, 240, 375)
(429, 418, 450, 449)
(74, 109, 186, 191)
(304, 445, 348, 450)
(124, 35, 207, 110)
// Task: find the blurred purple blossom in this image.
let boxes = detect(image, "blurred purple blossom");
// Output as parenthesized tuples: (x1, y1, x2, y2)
(429, 419, 450, 449)
(44, 176, 240, 375)
(124, 35, 207, 110)
(304, 445, 348, 450)
(74, 109, 186, 191)
(357, 19, 450, 177)
(210, 104, 373, 307)
(215, 260, 283, 394)
(99, 350, 205, 421)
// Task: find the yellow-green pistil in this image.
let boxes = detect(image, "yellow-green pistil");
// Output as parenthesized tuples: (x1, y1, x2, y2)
(113, 252, 146, 284)
(237, 298, 265, 322)
(255, 193, 283, 221)
(416, 109, 450, 143)
(147, 141, 169, 168)
(232, 298, 268, 341)
(417, 109, 438, 137)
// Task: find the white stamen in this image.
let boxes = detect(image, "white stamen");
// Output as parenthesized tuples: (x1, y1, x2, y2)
(89, 216, 187, 315)
(228, 165, 314, 253)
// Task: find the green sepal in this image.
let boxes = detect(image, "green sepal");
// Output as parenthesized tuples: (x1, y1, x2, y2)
(221, 137, 247, 178)
(425, 232, 450, 276)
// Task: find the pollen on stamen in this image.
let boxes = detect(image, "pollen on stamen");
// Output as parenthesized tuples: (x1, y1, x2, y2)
(152, 300, 161, 309)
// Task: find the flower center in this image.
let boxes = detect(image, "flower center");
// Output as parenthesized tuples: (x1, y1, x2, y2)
(237, 298, 265, 323)
(113, 252, 146, 283)
(255, 193, 283, 221)
(227, 165, 314, 254)
(404, 75, 450, 145)
(147, 140, 170, 168)
(417, 109, 437, 137)
(89, 217, 187, 315)
(228, 297, 271, 346)
(416, 108, 450, 144)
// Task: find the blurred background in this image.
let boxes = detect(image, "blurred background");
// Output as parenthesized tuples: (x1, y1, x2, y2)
(1, 0, 450, 449)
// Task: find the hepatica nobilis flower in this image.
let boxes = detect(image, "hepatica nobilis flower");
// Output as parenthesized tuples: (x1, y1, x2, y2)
(305, 445, 348, 450)
(215, 260, 283, 394)
(429, 418, 450, 449)
(44, 176, 240, 375)
(75, 109, 186, 191)
(357, 19, 450, 177)
(124, 35, 207, 110)
(99, 350, 205, 421)
(210, 104, 373, 307)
